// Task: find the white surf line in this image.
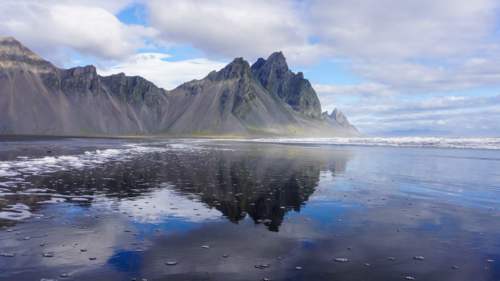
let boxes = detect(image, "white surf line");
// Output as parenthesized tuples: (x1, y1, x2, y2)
(0, 142, 206, 189)
(211, 137, 500, 150)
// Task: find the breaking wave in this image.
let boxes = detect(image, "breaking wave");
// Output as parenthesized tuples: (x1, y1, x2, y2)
(0, 142, 205, 188)
(230, 137, 500, 150)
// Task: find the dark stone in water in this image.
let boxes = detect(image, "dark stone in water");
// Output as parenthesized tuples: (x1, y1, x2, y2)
(165, 260, 178, 266)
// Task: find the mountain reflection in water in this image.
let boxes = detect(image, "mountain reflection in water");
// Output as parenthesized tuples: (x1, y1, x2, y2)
(1, 139, 500, 281)
(0, 142, 352, 232)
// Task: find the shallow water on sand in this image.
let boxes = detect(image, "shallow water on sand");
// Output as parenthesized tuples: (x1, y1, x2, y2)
(0, 137, 500, 281)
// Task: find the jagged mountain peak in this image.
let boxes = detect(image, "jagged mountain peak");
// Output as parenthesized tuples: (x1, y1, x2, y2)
(0, 38, 359, 136)
(0, 36, 22, 47)
(252, 57, 266, 70)
(251, 51, 322, 118)
(0, 36, 33, 52)
(323, 108, 358, 132)
(209, 57, 251, 80)
(251, 51, 289, 77)
(323, 108, 346, 120)
(331, 108, 343, 117)
(0, 36, 55, 73)
(1, 36, 44, 61)
(268, 50, 285, 59)
(65, 65, 97, 76)
(266, 51, 288, 70)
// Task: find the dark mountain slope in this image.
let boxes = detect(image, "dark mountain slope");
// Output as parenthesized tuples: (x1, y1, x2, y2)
(0, 36, 359, 136)
(165, 58, 300, 134)
(251, 52, 322, 118)
(0, 37, 170, 135)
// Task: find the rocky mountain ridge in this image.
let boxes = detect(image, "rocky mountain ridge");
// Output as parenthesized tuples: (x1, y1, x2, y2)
(0, 36, 359, 136)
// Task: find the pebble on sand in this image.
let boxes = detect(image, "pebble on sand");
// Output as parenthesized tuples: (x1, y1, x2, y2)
(334, 257, 349, 263)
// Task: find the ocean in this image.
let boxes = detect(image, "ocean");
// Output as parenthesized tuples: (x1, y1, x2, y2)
(0, 136, 499, 280)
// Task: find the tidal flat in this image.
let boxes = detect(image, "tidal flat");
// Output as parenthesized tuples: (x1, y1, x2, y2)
(0, 137, 499, 281)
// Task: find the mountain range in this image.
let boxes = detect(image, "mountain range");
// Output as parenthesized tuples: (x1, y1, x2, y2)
(0, 36, 358, 137)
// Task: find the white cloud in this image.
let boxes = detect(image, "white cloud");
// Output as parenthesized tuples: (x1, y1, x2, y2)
(352, 59, 500, 92)
(144, 0, 500, 93)
(327, 92, 500, 136)
(305, 0, 500, 136)
(315, 83, 395, 97)
(5, 0, 500, 92)
(309, 0, 496, 59)
(31, 0, 138, 14)
(0, 0, 154, 64)
(308, 0, 500, 93)
(115, 187, 222, 223)
(2, 0, 499, 136)
(98, 52, 226, 90)
(147, 0, 318, 64)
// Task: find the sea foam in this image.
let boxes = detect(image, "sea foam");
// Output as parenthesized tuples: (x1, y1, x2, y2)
(0, 142, 201, 188)
(229, 137, 500, 150)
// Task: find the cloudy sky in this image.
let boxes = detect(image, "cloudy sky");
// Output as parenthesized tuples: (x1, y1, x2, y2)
(1, 0, 499, 136)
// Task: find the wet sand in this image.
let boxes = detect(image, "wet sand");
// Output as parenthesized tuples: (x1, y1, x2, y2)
(0, 138, 500, 280)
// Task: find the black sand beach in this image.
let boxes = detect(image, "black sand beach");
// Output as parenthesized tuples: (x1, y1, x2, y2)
(1, 138, 500, 281)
